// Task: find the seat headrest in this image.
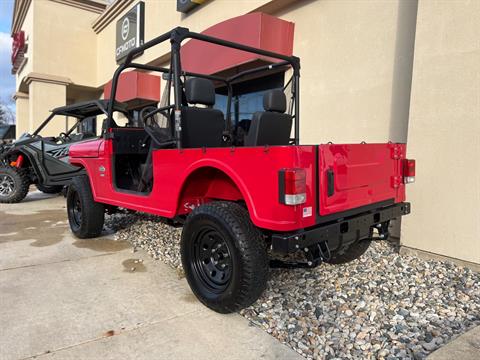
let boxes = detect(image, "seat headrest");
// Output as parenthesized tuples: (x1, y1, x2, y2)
(185, 78, 215, 106)
(263, 89, 287, 113)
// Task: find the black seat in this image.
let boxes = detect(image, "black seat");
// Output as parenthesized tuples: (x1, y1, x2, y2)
(244, 89, 293, 147)
(181, 78, 225, 148)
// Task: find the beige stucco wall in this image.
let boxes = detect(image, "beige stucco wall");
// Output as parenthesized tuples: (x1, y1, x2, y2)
(402, 0, 480, 264)
(14, 95, 29, 136)
(31, 1, 99, 87)
(278, 0, 416, 144)
(28, 81, 67, 136)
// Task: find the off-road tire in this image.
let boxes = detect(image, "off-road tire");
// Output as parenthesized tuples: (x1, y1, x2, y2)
(0, 166, 30, 203)
(36, 184, 63, 194)
(181, 201, 268, 313)
(67, 175, 104, 238)
(326, 239, 372, 264)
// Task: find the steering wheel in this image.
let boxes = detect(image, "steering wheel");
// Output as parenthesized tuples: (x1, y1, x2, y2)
(139, 105, 175, 146)
(58, 132, 71, 143)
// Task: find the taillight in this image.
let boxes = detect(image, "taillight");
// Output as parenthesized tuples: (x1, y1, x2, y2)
(279, 168, 307, 205)
(403, 159, 415, 184)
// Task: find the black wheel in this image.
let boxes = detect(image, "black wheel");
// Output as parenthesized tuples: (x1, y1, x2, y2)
(181, 201, 268, 313)
(67, 175, 104, 238)
(36, 184, 63, 194)
(325, 239, 372, 264)
(0, 166, 30, 203)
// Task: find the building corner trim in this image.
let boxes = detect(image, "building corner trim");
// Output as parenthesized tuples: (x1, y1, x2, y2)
(25, 72, 73, 86)
(11, 0, 32, 35)
(13, 91, 29, 100)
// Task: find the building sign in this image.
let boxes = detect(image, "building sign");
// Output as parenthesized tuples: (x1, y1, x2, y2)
(177, 0, 205, 13)
(11, 31, 26, 74)
(116, 1, 144, 63)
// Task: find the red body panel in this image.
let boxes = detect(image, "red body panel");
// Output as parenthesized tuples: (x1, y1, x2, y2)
(318, 143, 406, 215)
(70, 141, 407, 232)
(69, 138, 103, 158)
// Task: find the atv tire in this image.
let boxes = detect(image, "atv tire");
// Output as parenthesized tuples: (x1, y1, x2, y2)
(0, 166, 30, 203)
(67, 175, 104, 238)
(181, 201, 268, 313)
(36, 184, 63, 194)
(325, 239, 372, 264)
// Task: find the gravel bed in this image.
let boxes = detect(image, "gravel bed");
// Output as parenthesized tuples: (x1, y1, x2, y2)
(106, 213, 480, 359)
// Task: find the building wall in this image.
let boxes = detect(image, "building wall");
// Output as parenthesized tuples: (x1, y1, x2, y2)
(28, 81, 67, 135)
(15, 2, 34, 84)
(14, 94, 29, 136)
(95, 0, 270, 87)
(402, 0, 480, 264)
(31, 0, 99, 87)
(276, 0, 416, 144)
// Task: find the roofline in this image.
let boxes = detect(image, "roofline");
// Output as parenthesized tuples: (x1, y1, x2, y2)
(11, 0, 31, 35)
(92, 0, 135, 34)
(11, 0, 107, 35)
(49, 0, 107, 14)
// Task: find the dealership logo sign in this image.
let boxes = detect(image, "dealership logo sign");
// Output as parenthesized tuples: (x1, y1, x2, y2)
(121, 17, 130, 41)
(11, 31, 27, 74)
(116, 2, 144, 63)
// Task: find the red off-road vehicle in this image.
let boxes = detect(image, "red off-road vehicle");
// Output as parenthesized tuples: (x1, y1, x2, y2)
(66, 28, 414, 313)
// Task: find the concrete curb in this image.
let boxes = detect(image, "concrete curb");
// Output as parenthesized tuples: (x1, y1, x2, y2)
(427, 326, 480, 360)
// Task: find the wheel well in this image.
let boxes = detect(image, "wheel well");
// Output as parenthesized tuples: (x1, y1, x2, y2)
(176, 167, 244, 215)
(9, 150, 34, 175)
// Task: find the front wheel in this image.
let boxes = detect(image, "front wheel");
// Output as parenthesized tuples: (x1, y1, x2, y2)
(67, 175, 104, 238)
(181, 201, 268, 313)
(0, 166, 30, 203)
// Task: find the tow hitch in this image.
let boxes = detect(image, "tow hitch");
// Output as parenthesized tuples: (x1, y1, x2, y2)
(372, 222, 390, 240)
(270, 241, 331, 269)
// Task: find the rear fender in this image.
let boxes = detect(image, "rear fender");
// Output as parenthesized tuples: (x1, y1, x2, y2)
(176, 167, 244, 215)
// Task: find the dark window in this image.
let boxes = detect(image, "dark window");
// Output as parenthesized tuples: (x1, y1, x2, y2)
(215, 72, 284, 127)
(78, 116, 97, 135)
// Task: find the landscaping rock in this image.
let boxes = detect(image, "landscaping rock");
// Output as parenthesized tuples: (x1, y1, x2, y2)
(106, 213, 480, 359)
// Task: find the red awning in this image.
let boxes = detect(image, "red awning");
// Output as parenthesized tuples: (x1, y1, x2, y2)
(104, 71, 161, 107)
(181, 12, 295, 75)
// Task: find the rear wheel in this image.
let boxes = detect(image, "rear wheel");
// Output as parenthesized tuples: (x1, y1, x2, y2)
(36, 184, 63, 194)
(67, 175, 104, 238)
(0, 166, 30, 203)
(181, 201, 268, 313)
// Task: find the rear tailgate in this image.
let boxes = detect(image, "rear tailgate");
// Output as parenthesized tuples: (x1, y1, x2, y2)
(318, 143, 406, 216)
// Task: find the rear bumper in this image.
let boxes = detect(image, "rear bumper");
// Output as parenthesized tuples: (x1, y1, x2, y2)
(271, 202, 410, 254)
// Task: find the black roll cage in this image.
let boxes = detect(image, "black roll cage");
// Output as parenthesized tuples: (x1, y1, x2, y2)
(34, 100, 128, 137)
(106, 27, 301, 148)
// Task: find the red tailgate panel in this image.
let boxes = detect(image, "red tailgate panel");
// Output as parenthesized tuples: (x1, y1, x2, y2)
(318, 143, 406, 215)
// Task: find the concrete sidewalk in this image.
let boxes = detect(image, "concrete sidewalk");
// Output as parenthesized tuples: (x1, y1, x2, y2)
(0, 191, 302, 360)
(427, 326, 480, 360)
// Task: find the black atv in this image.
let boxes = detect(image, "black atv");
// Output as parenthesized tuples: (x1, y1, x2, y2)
(0, 100, 127, 203)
